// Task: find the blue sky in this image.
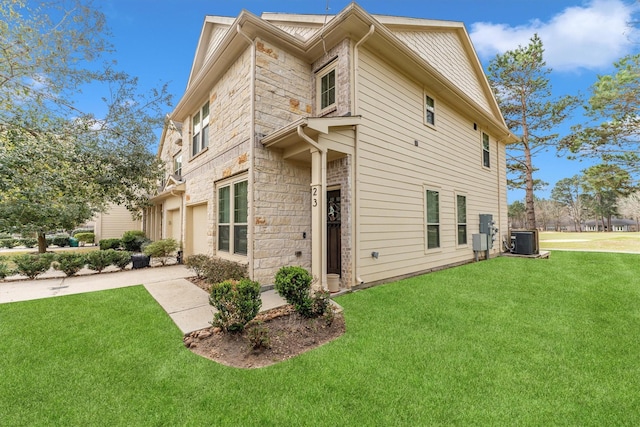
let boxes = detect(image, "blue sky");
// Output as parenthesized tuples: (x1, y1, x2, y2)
(96, 0, 640, 203)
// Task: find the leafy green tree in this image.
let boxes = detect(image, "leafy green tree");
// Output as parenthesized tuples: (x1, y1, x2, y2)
(561, 54, 640, 174)
(487, 34, 578, 229)
(0, 0, 171, 252)
(508, 200, 526, 229)
(551, 176, 587, 232)
(581, 164, 634, 232)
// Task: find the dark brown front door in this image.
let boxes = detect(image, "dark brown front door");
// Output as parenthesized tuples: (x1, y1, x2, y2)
(327, 190, 341, 275)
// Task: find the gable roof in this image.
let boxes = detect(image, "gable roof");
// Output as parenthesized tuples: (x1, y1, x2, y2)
(172, 3, 515, 143)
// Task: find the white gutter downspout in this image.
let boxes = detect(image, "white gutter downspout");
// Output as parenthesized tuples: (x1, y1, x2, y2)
(237, 24, 257, 281)
(353, 24, 375, 286)
(297, 125, 327, 290)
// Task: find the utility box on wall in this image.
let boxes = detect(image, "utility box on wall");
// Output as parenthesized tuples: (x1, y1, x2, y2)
(472, 233, 488, 251)
(479, 214, 494, 248)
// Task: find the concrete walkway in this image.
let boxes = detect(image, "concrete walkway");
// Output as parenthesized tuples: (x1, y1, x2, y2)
(0, 264, 286, 334)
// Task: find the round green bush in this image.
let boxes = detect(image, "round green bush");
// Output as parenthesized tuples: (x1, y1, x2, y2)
(143, 238, 178, 265)
(121, 230, 148, 252)
(12, 254, 54, 279)
(209, 279, 262, 333)
(53, 253, 86, 277)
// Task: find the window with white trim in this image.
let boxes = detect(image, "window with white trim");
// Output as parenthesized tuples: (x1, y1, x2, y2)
(425, 95, 435, 126)
(173, 153, 182, 177)
(192, 101, 209, 157)
(482, 132, 490, 168)
(426, 189, 440, 249)
(218, 178, 248, 256)
(456, 194, 467, 245)
(316, 62, 337, 113)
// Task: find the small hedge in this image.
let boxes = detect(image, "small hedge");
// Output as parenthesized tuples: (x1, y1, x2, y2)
(12, 254, 54, 279)
(121, 230, 149, 252)
(74, 232, 95, 245)
(143, 238, 178, 265)
(85, 250, 115, 272)
(99, 238, 121, 251)
(51, 235, 70, 247)
(21, 238, 37, 248)
(0, 259, 10, 279)
(184, 254, 211, 278)
(109, 251, 132, 270)
(209, 279, 262, 333)
(53, 253, 86, 277)
(199, 257, 248, 285)
(0, 238, 18, 249)
(274, 266, 330, 318)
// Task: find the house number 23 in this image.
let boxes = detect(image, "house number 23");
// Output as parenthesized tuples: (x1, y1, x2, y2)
(312, 186, 319, 208)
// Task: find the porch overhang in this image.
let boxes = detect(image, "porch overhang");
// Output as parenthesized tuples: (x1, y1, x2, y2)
(261, 116, 361, 162)
(149, 181, 186, 204)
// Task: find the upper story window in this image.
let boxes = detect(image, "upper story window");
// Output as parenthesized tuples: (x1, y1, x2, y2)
(425, 95, 435, 126)
(316, 61, 337, 114)
(173, 153, 182, 178)
(192, 101, 209, 157)
(482, 132, 490, 168)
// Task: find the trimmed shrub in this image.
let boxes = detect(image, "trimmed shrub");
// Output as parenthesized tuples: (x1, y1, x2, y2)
(12, 254, 54, 279)
(85, 250, 115, 272)
(53, 253, 86, 277)
(143, 238, 178, 265)
(121, 230, 148, 252)
(21, 238, 37, 248)
(74, 232, 95, 245)
(108, 250, 132, 270)
(51, 235, 70, 247)
(72, 228, 93, 237)
(184, 254, 210, 278)
(202, 258, 248, 285)
(209, 279, 262, 333)
(99, 238, 121, 251)
(274, 266, 329, 318)
(246, 322, 271, 350)
(0, 259, 11, 279)
(0, 238, 18, 249)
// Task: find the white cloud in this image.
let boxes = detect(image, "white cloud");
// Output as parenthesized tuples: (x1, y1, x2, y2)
(470, 0, 640, 71)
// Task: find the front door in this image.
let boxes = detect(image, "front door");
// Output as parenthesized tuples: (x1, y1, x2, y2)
(327, 190, 341, 275)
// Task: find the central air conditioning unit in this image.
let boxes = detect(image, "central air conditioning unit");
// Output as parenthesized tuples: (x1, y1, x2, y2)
(510, 230, 539, 255)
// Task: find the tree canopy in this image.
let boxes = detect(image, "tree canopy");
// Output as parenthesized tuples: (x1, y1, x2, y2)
(0, 0, 171, 251)
(561, 54, 640, 174)
(487, 34, 578, 230)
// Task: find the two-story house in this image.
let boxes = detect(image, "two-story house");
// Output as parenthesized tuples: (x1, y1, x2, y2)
(146, 3, 516, 290)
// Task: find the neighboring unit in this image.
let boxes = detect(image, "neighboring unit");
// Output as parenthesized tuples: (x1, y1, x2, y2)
(91, 203, 142, 242)
(145, 3, 516, 290)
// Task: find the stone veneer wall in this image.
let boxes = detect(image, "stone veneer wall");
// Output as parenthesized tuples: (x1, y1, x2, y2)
(252, 38, 315, 285)
(180, 48, 253, 256)
(311, 39, 351, 117)
(252, 150, 312, 285)
(326, 155, 353, 288)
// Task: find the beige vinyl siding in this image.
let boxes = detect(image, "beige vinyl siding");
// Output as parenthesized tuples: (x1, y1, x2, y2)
(95, 204, 141, 241)
(393, 30, 492, 114)
(356, 47, 505, 282)
(205, 25, 231, 61)
(269, 23, 319, 41)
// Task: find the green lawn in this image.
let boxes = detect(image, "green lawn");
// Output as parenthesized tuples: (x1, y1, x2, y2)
(2, 251, 640, 425)
(540, 231, 640, 252)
